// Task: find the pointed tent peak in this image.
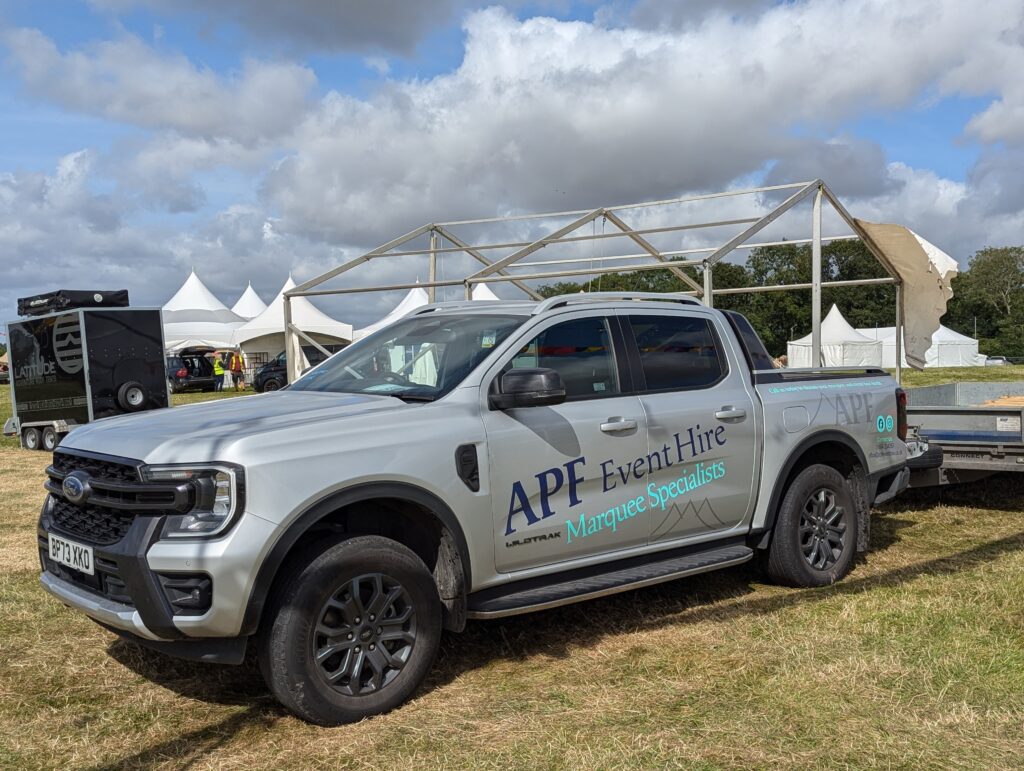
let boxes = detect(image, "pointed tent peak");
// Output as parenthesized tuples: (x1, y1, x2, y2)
(353, 287, 429, 340)
(231, 283, 268, 320)
(164, 270, 235, 314)
(821, 305, 875, 343)
(471, 283, 500, 301)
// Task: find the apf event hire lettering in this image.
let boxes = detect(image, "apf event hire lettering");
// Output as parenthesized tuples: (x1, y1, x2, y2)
(505, 422, 727, 535)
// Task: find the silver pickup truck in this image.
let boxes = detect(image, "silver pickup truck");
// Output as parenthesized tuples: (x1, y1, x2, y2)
(37, 293, 909, 724)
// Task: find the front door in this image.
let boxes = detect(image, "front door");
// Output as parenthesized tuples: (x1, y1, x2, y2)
(482, 313, 651, 573)
(621, 311, 759, 546)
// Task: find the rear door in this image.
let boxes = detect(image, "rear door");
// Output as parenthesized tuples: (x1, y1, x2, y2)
(481, 311, 651, 573)
(621, 310, 760, 545)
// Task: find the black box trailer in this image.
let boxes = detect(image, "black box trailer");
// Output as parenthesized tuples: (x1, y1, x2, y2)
(3, 306, 169, 450)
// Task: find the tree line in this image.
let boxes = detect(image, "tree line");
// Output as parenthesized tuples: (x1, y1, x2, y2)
(538, 243, 1024, 357)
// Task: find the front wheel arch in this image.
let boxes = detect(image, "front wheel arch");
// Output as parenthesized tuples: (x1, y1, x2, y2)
(242, 483, 471, 637)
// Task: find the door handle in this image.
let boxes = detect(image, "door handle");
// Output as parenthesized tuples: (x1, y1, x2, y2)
(715, 406, 747, 422)
(600, 418, 638, 433)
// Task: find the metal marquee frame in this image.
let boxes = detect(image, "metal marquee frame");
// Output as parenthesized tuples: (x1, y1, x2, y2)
(283, 179, 903, 383)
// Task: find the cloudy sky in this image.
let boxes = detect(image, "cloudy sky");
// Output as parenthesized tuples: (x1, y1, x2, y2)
(1, 0, 1022, 327)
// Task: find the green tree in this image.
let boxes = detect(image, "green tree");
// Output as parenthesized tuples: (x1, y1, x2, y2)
(967, 247, 1024, 317)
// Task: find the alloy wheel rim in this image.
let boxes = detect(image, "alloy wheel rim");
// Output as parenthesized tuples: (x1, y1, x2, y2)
(312, 572, 417, 697)
(799, 488, 846, 570)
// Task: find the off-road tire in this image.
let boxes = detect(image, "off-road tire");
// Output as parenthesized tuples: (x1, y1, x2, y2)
(258, 535, 442, 726)
(766, 464, 858, 587)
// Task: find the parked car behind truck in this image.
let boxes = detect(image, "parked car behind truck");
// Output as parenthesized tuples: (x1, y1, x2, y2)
(37, 293, 909, 724)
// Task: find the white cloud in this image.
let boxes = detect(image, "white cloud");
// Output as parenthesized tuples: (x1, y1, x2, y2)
(3, 0, 1024, 327)
(263, 2, 1024, 246)
(3, 28, 316, 144)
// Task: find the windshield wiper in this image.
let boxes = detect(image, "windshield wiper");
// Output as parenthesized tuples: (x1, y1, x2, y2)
(389, 393, 436, 402)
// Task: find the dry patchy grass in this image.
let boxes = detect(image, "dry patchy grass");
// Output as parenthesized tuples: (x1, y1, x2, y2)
(2, 373, 1024, 768)
(1, 441, 1023, 769)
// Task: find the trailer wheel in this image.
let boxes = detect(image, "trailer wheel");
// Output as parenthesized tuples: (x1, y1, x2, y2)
(42, 427, 60, 452)
(117, 381, 148, 411)
(22, 428, 41, 451)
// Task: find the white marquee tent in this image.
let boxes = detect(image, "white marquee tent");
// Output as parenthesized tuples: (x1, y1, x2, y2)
(232, 276, 353, 366)
(353, 286, 430, 341)
(859, 325, 985, 368)
(787, 305, 883, 367)
(352, 283, 502, 341)
(163, 270, 245, 351)
(231, 283, 268, 320)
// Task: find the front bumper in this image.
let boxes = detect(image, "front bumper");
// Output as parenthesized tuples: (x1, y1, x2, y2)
(39, 497, 278, 643)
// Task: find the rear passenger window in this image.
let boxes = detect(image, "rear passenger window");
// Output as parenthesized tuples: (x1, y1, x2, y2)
(628, 315, 725, 390)
(509, 317, 620, 399)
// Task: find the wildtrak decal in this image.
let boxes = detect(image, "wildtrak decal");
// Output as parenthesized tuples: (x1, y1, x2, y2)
(505, 532, 562, 549)
(504, 420, 728, 536)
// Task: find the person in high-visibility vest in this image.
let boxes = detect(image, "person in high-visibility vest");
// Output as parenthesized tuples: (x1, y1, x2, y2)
(230, 350, 244, 391)
(212, 355, 225, 391)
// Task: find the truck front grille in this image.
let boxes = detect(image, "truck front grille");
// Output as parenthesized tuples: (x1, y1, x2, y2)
(45, 450, 145, 545)
(50, 451, 140, 483)
(49, 496, 136, 545)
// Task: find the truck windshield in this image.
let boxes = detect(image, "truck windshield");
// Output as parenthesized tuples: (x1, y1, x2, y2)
(288, 313, 526, 401)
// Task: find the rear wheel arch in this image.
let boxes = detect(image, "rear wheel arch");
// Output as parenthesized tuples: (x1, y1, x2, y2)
(243, 483, 471, 636)
(756, 431, 869, 547)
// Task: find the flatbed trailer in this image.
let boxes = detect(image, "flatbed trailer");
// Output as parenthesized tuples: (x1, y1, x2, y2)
(907, 381, 1024, 486)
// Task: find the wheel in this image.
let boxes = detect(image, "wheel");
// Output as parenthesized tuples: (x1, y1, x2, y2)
(22, 427, 41, 451)
(41, 427, 59, 452)
(116, 381, 148, 411)
(262, 378, 282, 392)
(167, 378, 177, 395)
(766, 464, 857, 588)
(258, 535, 442, 726)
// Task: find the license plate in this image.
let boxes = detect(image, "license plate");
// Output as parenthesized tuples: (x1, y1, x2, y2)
(48, 533, 94, 576)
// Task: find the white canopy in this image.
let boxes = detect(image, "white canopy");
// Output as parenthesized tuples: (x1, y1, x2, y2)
(859, 324, 984, 368)
(787, 305, 883, 367)
(163, 270, 245, 351)
(232, 277, 352, 361)
(231, 283, 268, 320)
(855, 220, 958, 369)
(353, 287, 430, 341)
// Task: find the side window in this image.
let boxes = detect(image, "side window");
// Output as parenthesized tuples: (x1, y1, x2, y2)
(628, 315, 725, 390)
(509, 317, 620, 399)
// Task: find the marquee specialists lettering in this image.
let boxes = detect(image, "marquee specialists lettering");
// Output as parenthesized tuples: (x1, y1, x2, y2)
(504, 420, 728, 536)
(566, 461, 728, 544)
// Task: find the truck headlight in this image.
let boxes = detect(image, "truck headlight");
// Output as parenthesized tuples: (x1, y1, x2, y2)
(140, 463, 245, 539)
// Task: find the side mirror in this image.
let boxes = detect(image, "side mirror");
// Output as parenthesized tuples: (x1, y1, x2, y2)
(300, 366, 312, 376)
(489, 367, 566, 410)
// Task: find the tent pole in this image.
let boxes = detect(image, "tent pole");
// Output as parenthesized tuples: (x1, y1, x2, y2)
(283, 294, 301, 384)
(428, 230, 438, 303)
(703, 263, 713, 308)
(811, 186, 823, 368)
(895, 283, 903, 385)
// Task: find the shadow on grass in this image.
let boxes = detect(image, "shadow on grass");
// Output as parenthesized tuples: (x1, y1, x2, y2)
(96, 477, 1024, 764)
(86, 704, 277, 771)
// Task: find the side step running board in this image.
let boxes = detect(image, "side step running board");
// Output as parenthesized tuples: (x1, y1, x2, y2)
(466, 542, 753, 619)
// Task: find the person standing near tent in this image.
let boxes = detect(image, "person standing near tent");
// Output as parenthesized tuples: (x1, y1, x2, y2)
(212, 354, 225, 391)
(229, 349, 244, 390)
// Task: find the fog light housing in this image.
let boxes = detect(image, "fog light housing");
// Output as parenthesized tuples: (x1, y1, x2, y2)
(158, 573, 213, 615)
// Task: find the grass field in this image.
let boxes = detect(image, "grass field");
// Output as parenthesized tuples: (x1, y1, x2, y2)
(1, 371, 1023, 768)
